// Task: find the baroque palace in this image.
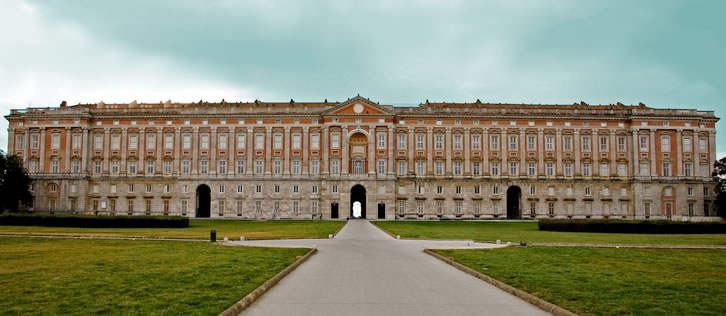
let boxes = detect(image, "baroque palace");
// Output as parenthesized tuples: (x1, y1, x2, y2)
(4, 96, 719, 220)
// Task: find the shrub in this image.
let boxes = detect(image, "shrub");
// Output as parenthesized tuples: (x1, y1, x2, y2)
(0, 214, 189, 228)
(538, 219, 726, 234)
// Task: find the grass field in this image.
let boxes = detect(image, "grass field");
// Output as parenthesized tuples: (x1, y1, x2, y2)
(433, 247, 726, 316)
(0, 237, 309, 315)
(373, 221, 726, 245)
(0, 219, 345, 240)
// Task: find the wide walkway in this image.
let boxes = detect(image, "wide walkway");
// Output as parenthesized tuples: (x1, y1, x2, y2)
(231, 220, 549, 316)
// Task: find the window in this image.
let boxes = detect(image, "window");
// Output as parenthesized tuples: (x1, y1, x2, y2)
(434, 161, 443, 175)
(378, 133, 386, 149)
(491, 162, 500, 176)
(218, 160, 226, 174)
(548, 202, 555, 216)
(236, 200, 243, 216)
(436, 200, 443, 215)
(147, 134, 156, 150)
(378, 160, 386, 174)
(236, 160, 245, 174)
(585, 186, 591, 196)
(472, 162, 481, 176)
(146, 184, 152, 193)
(50, 159, 59, 173)
(528, 163, 536, 176)
(529, 185, 536, 195)
(583, 163, 591, 177)
(165, 134, 173, 150)
(255, 134, 264, 150)
(200, 134, 209, 150)
(128, 184, 135, 193)
(617, 137, 626, 152)
(509, 135, 517, 150)
(311, 200, 319, 215)
(398, 161, 406, 175)
(510, 162, 518, 176)
(639, 135, 648, 152)
(398, 134, 406, 149)
(454, 135, 462, 150)
(332, 185, 338, 193)
(274, 159, 282, 174)
(435, 135, 443, 150)
(111, 161, 120, 174)
(683, 162, 692, 177)
(255, 160, 263, 174)
(530, 202, 537, 216)
(49, 134, 59, 150)
(582, 136, 591, 152)
(129, 135, 138, 150)
(398, 200, 406, 214)
(454, 162, 462, 175)
(200, 160, 208, 174)
(292, 160, 301, 174)
(688, 203, 695, 216)
(311, 160, 320, 175)
(274, 185, 280, 193)
(492, 185, 499, 194)
(699, 138, 707, 152)
(683, 136, 692, 152)
(417, 201, 424, 215)
(331, 159, 340, 174)
(218, 134, 227, 150)
(311, 134, 320, 150)
(545, 135, 554, 151)
(474, 201, 481, 215)
(455, 201, 462, 215)
(474, 185, 480, 194)
(640, 162, 649, 176)
(419, 161, 427, 175)
(94, 134, 103, 150)
(416, 134, 425, 149)
(311, 185, 318, 194)
(144, 160, 153, 174)
(546, 163, 554, 176)
(72, 134, 81, 149)
(490, 135, 499, 150)
(456, 186, 462, 194)
(472, 135, 480, 150)
(564, 163, 572, 177)
(563, 135, 572, 151)
(72, 160, 80, 174)
(618, 163, 626, 177)
(237, 133, 246, 149)
(599, 136, 608, 152)
(292, 134, 301, 150)
(128, 161, 137, 174)
(353, 161, 364, 174)
(600, 164, 609, 177)
(527, 135, 536, 150)
(331, 133, 340, 149)
(661, 135, 670, 152)
(662, 162, 671, 177)
(218, 200, 225, 215)
(273, 134, 282, 150)
(437, 186, 443, 194)
(237, 184, 244, 193)
(256, 185, 262, 193)
(94, 160, 102, 174)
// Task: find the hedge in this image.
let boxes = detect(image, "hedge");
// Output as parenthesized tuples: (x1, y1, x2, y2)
(538, 219, 726, 234)
(0, 214, 189, 228)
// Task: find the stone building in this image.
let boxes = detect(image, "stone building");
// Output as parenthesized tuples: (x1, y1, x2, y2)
(4, 96, 719, 220)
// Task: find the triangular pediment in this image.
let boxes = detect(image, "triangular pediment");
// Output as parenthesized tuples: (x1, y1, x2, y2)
(324, 96, 394, 116)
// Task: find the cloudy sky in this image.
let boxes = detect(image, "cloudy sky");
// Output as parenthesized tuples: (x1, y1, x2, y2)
(1, 0, 724, 157)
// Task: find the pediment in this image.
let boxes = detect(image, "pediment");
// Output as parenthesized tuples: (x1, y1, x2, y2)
(324, 96, 394, 116)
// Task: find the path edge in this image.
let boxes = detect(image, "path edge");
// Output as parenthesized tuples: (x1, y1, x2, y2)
(423, 248, 578, 316)
(218, 247, 318, 316)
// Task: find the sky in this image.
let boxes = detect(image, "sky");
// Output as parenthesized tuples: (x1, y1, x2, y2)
(1, 0, 724, 157)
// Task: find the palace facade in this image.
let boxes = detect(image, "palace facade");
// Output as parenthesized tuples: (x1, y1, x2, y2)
(4, 96, 719, 220)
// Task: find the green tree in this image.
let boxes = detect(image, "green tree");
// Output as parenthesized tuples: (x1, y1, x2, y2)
(0, 151, 33, 213)
(712, 157, 726, 218)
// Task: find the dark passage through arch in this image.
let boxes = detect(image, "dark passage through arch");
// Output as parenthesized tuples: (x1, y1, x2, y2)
(350, 184, 366, 219)
(196, 184, 211, 218)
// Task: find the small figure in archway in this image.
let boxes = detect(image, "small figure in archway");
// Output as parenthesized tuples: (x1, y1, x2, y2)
(353, 201, 362, 218)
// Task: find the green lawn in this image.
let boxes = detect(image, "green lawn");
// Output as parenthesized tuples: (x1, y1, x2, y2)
(374, 221, 726, 246)
(0, 219, 344, 240)
(0, 237, 309, 315)
(433, 247, 726, 316)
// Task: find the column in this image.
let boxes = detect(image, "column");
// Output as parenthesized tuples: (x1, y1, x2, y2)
(173, 127, 181, 175)
(574, 129, 581, 176)
(502, 130, 508, 176)
(676, 129, 682, 177)
(555, 129, 563, 176)
(368, 125, 375, 175)
(610, 129, 617, 177)
(407, 127, 415, 173)
(121, 128, 128, 175)
(303, 127, 309, 175)
(191, 127, 199, 174)
(64, 127, 71, 173)
(156, 127, 163, 174)
(649, 129, 656, 178)
(482, 128, 489, 176)
(103, 128, 110, 174)
(445, 127, 452, 176)
(519, 128, 526, 176)
(210, 127, 217, 175)
(7, 128, 15, 155)
(23, 131, 29, 165)
(39, 127, 46, 173)
(321, 126, 329, 176)
(341, 125, 349, 175)
(537, 129, 544, 176)
(631, 129, 639, 177)
(426, 127, 433, 174)
(245, 127, 253, 175)
(284, 127, 291, 175)
(265, 127, 272, 175)
(387, 126, 395, 176)
(139, 129, 146, 174)
(228, 128, 235, 176)
(81, 128, 89, 173)
(464, 128, 471, 175)
(709, 131, 717, 175)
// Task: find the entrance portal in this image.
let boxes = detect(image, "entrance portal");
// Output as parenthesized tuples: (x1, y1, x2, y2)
(506, 186, 521, 219)
(350, 185, 366, 219)
(378, 203, 385, 219)
(196, 184, 211, 218)
(331, 203, 339, 219)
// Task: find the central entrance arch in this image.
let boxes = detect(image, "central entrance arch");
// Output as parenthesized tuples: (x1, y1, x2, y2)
(196, 184, 211, 218)
(506, 186, 521, 219)
(350, 184, 366, 219)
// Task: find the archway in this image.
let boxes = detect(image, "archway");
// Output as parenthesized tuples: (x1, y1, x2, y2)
(350, 184, 366, 219)
(506, 186, 521, 219)
(196, 184, 211, 218)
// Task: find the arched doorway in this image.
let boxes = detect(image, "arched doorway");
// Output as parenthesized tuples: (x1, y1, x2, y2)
(196, 184, 211, 218)
(350, 184, 366, 219)
(506, 186, 521, 219)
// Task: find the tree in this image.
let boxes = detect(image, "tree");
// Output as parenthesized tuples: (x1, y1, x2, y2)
(712, 156, 726, 218)
(0, 151, 33, 213)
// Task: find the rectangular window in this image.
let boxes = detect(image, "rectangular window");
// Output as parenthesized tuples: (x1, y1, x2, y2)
(662, 162, 671, 177)
(564, 163, 572, 177)
(640, 162, 649, 176)
(436, 200, 443, 215)
(546, 162, 554, 176)
(416, 134, 425, 149)
(378, 160, 386, 174)
(180, 134, 190, 150)
(583, 163, 591, 176)
(684, 162, 692, 177)
(416, 161, 425, 175)
(600, 164, 609, 177)
(236, 160, 245, 174)
(255, 134, 264, 150)
(545, 135, 554, 151)
(490, 135, 499, 150)
(165, 134, 173, 150)
(434, 161, 443, 175)
(618, 163, 626, 177)
(145, 160, 153, 174)
(292, 159, 301, 174)
(200, 134, 209, 150)
(472, 135, 480, 150)
(72, 134, 81, 149)
(454, 161, 462, 175)
(640, 135, 649, 152)
(255, 160, 263, 174)
(491, 162, 500, 176)
(292, 134, 301, 150)
(563, 135, 572, 152)
(527, 135, 536, 151)
(311, 200, 319, 214)
(582, 136, 591, 152)
(94, 160, 102, 174)
(218, 200, 225, 215)
(332, 185, 338, 193)
(331, 159, 340, 174)
(699, 138, 707, 152)
(200, 160, 208, 174)
(454, 135, 462, 150)
(237, 133, 246, 149)
(273, 134, 282, 150)
(472, 162, 480, 176)
(683, 136, 692, 152)
(417, 200, 424, 215)
(661, 135, 670, 152)
(111, 161, 120, 174)
(509, 135, 517, 150)
(353, 161, 364, 174)
(217, 134, 226, 150)
(51, 159, 59, 173)
(274, 159, 282, 174)
(378, 133, 386, 149)
(510, 162, 518, 176)
(528, 163, 536, 176)
(474, 185, 480, 194)
(331, 133, 340, 149)
(31, 134, 39, 149)
(600, 136, 608, 152)
(398, 200, 406, 214)
(146, 134, 156, 150)
(398, 134, 406, 150)
(398, 161, 406, 175)
(129, 135, 138, 150)
(145, 199, 152, 214)
(94, 134, 103, 150)
(311, 185, 318, 194)
(455, 201, 462, 215)
(311, 134, 320, 150)
(617, 137, 626, 152)
(435, 135, 443, 150)
(311, 160, 320, 175)
(72, 160, 80, 174)
(218, 160, 226, 174)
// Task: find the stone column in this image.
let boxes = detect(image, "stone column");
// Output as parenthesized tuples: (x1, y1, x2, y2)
(156, 127, 163, 174)
(228, 128, 235, 176)
(610, 129, 617, 177)
(246, 127, 253, 175)
(192, 127, 199, 174)
(676, 129, 683, 177)
(368, 125, 375, 175)
(321, 126, 329, 176)
(502, 130, 508, 176)
(303, 127, 309, 175)
(39, 127, 46, 173)
(482, 128, 489, 176)
(173, 127, 181, 175)
(574, 129, 581, 176)
(631, 129, 639, 177)
(387, 126, 395, 176)
(464, 128, 471, 175)
(341, 125, 349, 175)
(649, 129, 656, 178)
(426, 127, 433, 174)
(537, 128, 544, 176)
(709, 130, 717, 176)
(121, 128, 128, 175)
(694, 131, 701, 178)
(81, 128, 89, 173)
(8, 127, 15, 155)
(265, 127, 272, 175)
(103, 128, 110, 174)
(23, 131, 30, 165)
(592, 129, 600, 177)
(445, 127, 452, 176)
(555, 129, 563, 177)
(284, 127, 291, 175)
(519, 128, 526, 176)
(408, 127, 415, 173)
(64, 127, 71, 173)
(210, 127, 217, 176)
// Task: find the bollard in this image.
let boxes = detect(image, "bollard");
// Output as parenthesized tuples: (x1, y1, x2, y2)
(210, 230, 216, 242)
(396, 235, 400, 240)
(328, 234, 333, 239)
(240, 236, 245, 241)
(223, 237, 229, 241)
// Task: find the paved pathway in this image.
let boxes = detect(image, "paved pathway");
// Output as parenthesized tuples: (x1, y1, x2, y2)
(230, 220, 550, 316)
